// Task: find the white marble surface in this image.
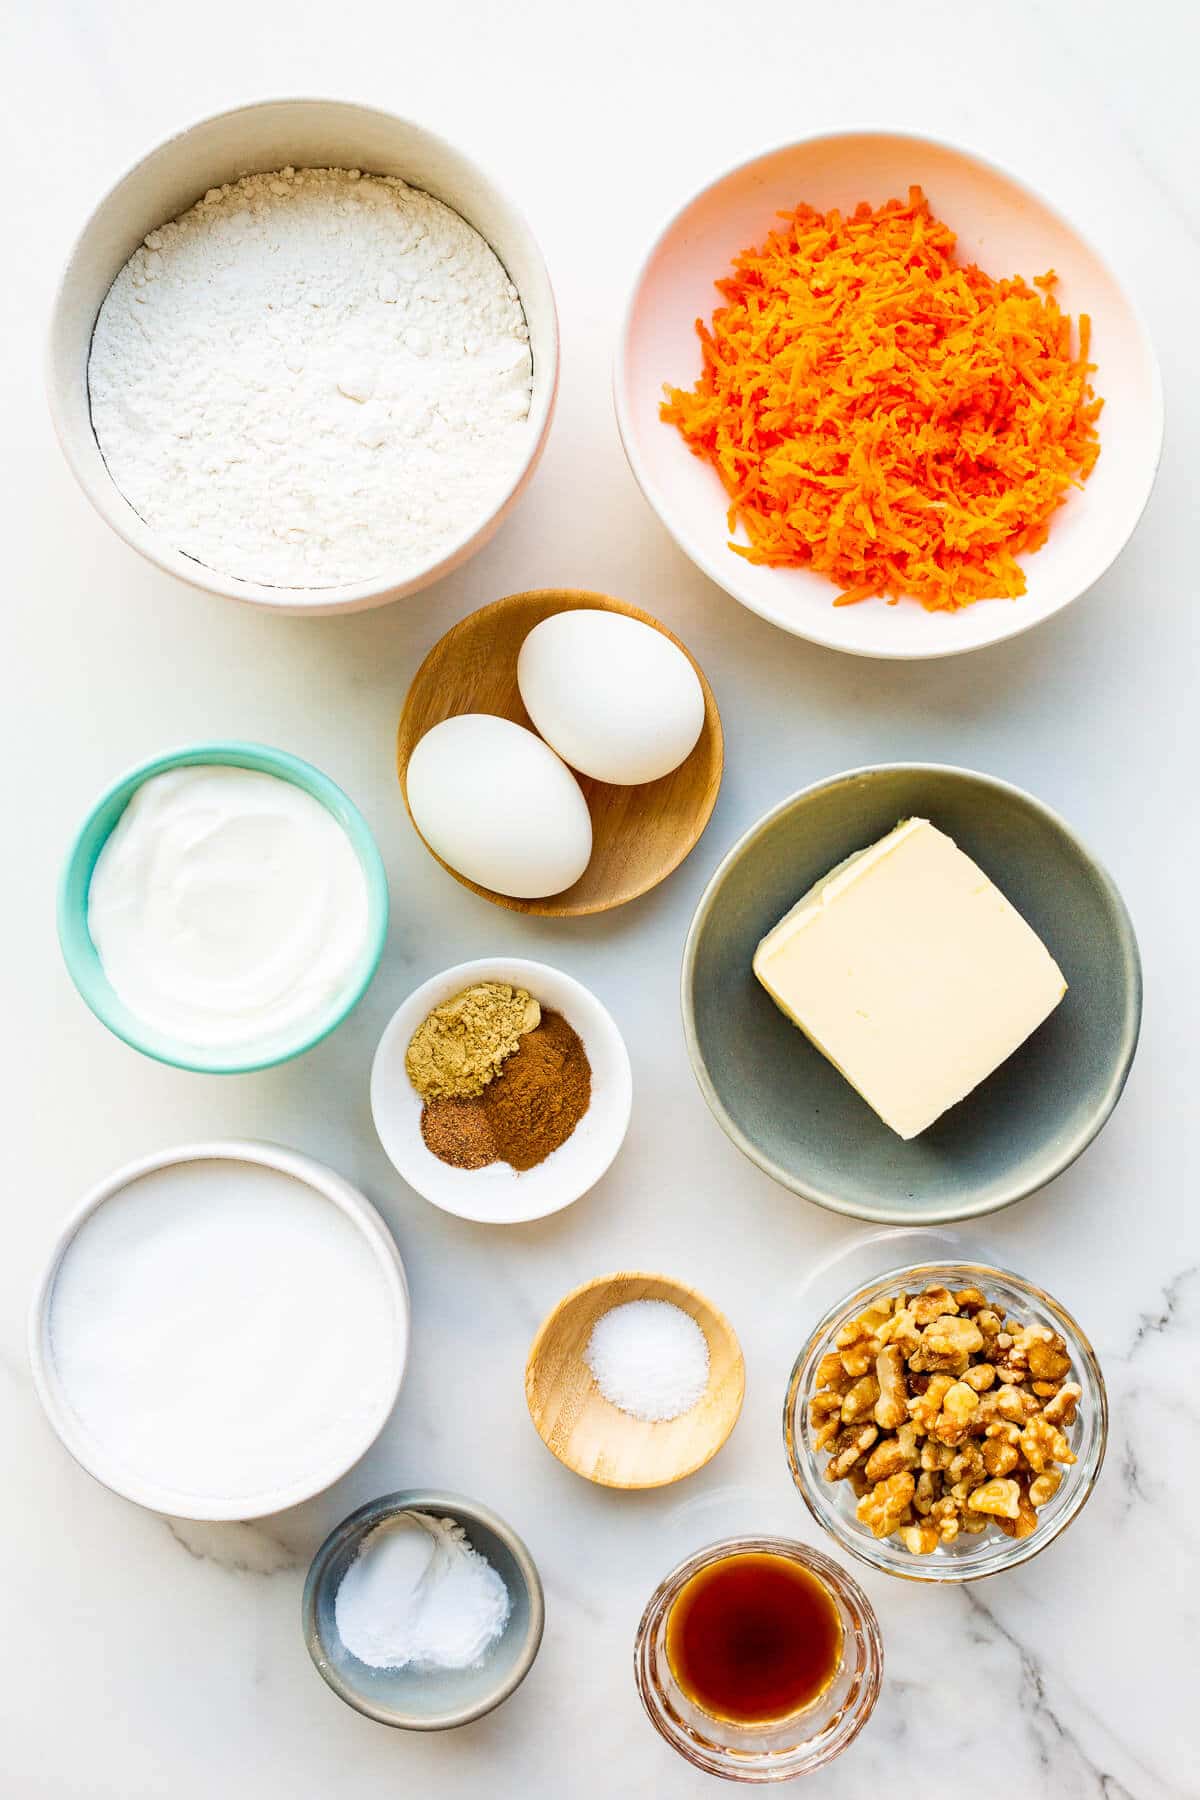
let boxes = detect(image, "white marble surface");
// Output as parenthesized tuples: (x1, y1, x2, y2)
(4, 1, 1198, 1794)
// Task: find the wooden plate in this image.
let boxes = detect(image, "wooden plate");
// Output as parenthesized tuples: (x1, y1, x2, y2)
(524, 1272, 745, 1489)
(396, 589, 724, 915)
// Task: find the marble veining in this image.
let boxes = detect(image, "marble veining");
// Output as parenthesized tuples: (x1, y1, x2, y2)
(962, 1588, 1147, 1800)
(163, 1518, 308, 1578)
(1125, 1268, 1199, 1357)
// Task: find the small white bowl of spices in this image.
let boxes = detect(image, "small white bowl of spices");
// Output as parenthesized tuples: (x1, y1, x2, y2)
(47, 98, 558, 613)
(370, 957, 632, 1223)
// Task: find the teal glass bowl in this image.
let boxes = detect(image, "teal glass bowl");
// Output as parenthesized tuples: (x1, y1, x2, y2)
(58, 742, 390, 1074)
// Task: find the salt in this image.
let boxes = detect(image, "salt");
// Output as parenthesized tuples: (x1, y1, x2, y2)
(584, 1300, 710, 1422)
(334, 1512, 510, 1671)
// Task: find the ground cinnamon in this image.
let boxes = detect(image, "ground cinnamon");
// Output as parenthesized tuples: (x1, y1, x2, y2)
(480, 1009, 591, 1171)
(419, 1008, 591, 1173)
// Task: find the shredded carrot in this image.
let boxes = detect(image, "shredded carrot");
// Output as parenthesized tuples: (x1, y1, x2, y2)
(660, 187, 1102, 611)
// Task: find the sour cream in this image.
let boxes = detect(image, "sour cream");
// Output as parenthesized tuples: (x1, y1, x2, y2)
(87, 764, 370, 1051)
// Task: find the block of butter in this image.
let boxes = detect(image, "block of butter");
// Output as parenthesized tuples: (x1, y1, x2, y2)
(753, 818, 1067, 1140)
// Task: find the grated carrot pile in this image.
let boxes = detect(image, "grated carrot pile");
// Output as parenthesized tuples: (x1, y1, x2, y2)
(660, 186, 1102, 611)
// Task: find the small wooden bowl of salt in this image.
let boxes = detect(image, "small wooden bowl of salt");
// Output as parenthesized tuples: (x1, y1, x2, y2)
(524, 1272, 744, 1489)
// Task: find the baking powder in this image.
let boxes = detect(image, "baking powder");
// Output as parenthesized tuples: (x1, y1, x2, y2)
(88, 167, 533, 589)
(335, 1511, 511, 1670)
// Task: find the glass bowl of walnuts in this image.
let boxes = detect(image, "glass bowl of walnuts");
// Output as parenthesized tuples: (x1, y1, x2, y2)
(784, 1261, 1107, 1582)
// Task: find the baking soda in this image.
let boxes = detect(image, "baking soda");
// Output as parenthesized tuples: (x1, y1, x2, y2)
(335, 1511, 511, 1671)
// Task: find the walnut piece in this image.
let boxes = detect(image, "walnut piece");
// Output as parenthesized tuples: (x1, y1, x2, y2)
(1024, 1330, 1072, 1384)
(1019, 1415, 1076, 1473)
(930, 1496, 961, 1542)
(910, 1286, 959, 1325)
(847, 1464, 872, 1499)
(1042, 1382, 1082, 1428)
(996, 1485, 1039, 1540)
(947, 1443, 986, 1488)
(816, 1351, 850, 1391)
(834, 1320, 880, 1378)
(865, 1422, 919, 1483)
(982, 1437, 1020, 1478)
(840, 1373, 881, 1423)
(811, 1279, 1082, 1559)
(808, 1389, 843, 1452)
(1028, 1470, 1062, 1508)
(877, 1307, 922, 1352)
(932, 1381, 980, 1445)
(874, 1345, 909, 1430)
(967, 1478, 1022, 1520)
(823, 1422, 878, 1481)
(914, 1469, 942, 1514)
(923, 1315, 985, 1359)
(991, 1384, 1041, 1425)
(856, 1470, 915, 1538)
(910, 1373, 955, 1435)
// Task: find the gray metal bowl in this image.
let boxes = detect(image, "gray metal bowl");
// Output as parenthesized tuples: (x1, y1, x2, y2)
(682, 764, 1141, 1224)
(302, 1489, 544, 1729)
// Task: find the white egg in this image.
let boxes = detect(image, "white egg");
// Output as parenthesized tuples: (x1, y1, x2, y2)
(517, 610, 706, 786)
(406, 714, 592, 899)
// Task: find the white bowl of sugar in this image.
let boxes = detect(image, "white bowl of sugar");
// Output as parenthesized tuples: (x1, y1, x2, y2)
(47, 98, 559, 614)
(28, 1141, 410, 1520)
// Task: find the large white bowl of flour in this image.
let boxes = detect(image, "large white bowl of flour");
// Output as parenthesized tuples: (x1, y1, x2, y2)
(29, 1141, 410, 1518)
(47, 100, 558, 613)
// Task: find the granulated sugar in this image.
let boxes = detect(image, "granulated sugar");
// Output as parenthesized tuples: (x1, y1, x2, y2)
(48, 1158, 399, 1506)
(88, 167, 533, 589)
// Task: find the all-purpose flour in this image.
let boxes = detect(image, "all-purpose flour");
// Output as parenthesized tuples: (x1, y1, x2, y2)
(88, 167, 534, 588)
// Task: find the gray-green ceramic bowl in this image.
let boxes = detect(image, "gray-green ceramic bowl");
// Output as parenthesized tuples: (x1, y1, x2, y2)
(302, 1489, 544, 1730)
(682, 765, 1141, 1224)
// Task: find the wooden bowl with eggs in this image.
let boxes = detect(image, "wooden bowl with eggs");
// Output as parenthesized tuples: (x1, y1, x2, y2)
(396, 590, 724, 916)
